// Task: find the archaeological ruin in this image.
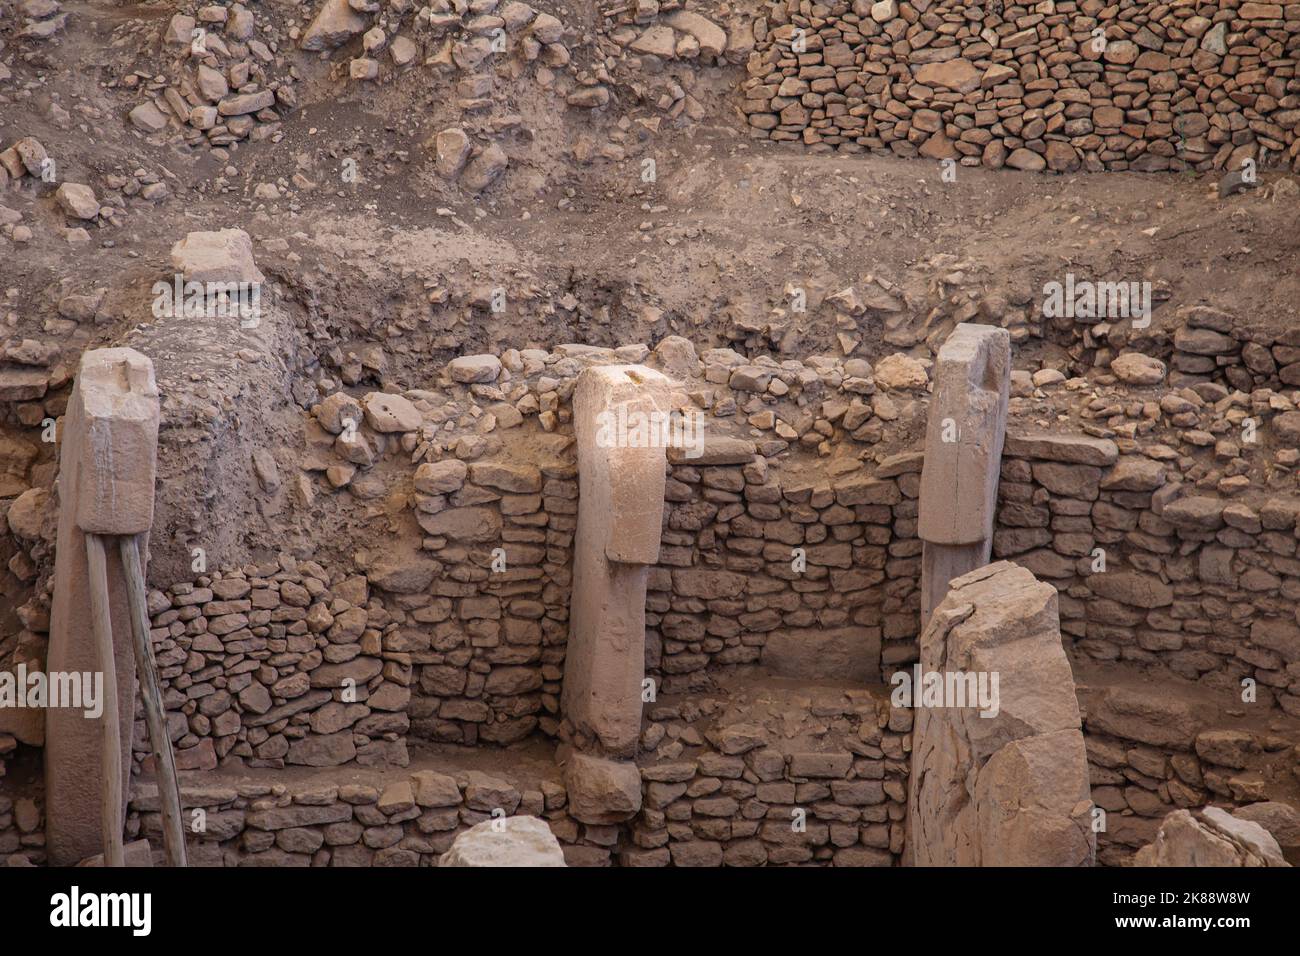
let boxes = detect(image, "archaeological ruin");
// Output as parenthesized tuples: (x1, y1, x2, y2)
(1, 0, 1299, 905)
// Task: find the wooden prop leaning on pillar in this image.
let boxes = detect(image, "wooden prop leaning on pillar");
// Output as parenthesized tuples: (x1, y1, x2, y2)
(917, 324, 1011, 631)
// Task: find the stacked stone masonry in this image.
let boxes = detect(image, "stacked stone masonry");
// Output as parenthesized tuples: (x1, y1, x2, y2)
(1081, 684, 1298, 864)
(627, 687, 910, 867)
(742, 0, 1300, 172)
(647, 446, 922, 692)
(10, 334, 1300, 866)
(117, 683, 913, 868)
(996, 430, 1300, 715)
(142, 545, 571, 772)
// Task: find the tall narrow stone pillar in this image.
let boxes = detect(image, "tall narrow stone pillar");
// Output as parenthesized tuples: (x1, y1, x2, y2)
(917, 324, 1010, 630)
(45, 348, 160, 865)
(560, 365, 671, 825)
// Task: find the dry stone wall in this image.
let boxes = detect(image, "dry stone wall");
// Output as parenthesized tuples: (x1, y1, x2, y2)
(1082, 683, 1300, 864)
(407, 452, 574, 749)
(996, 430, 1300, 717)
(990, 427, 1300, 865)
(23, 322, 1300, 866)
(1167, 306, 1300, 389)
(143, 542, 573, 771)
(648, 446, 922, 691)
(742, 0, 1300, 173)
(145, 557, 413, 772)
(628, 687, 910, 866)
(1073, 304, 1300, 393)
(139, 338, 937, 772)
(125, 768, 563, 867)
(111, 684, 914, 868)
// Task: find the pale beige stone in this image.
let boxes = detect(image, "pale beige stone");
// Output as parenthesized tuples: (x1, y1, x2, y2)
(561, 365, 672, 757)
(907, 561, 1094, 867)
(1134, 807, 1289, 867)
(438, 816, 566, 867)
(917, 324, 1010, 627)
(46, 348, 160, 865)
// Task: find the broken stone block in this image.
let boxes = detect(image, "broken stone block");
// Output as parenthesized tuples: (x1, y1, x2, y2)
(662, 10, 727, 59)
(77, 838, 154, 867)
(349, 58, 379, 81)
(0, 368, 49, 402)
(390, 35, 417, 65)
(54, 183, 98, 220)
(432, 128, 472, 180)
(361, 392, 420, 432)
(460, 144, 508, 193)
(218, 90, 275, 116)
(1233, 802, 1300, 855)
(14, 137, 47, 176)
(564, 752, 643, 824)
(128, 101, 169, 133)
(1110, 351, 1166, 385)
(170, 228, 265, 285)
(162, 13, 195, 46)
(300, 0, 367, 51)
(438, 816, 566, 866)
(365, 551, 438, 593)
(447, 353, 501, 383)
(630, 25, 676, 59)
(1135, 807, 1289, 867)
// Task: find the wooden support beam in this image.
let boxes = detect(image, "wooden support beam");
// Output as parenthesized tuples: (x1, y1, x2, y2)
(120, 533, 188, 867)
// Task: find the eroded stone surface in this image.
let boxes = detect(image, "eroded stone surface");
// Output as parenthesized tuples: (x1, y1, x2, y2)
(918, 324, 1010, 627)
(907, 561, 1094, 867)
(1134, 807, 1289, 867)
(561, 365, 673, 757)
(438, 815, 566, 867)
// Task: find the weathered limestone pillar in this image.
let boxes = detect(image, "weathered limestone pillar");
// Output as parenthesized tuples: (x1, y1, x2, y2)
(560, 365, 672, 823)
(906, 561, 1094, 866)
(917, 323, 1010, 630)
(45, 348, 160, 865)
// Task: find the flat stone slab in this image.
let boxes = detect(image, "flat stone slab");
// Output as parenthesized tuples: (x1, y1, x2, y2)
(760, 627, 882, 683)
(1003, 432, 1120, 466)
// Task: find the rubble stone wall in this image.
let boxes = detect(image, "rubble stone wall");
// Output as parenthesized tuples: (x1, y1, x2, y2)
(125, 769, 564, 868)
(742, 0, 1300, 173)
(145, 448, 925, 771)
(0, 793, 37, 860)
(993, 428, 1300, 863)
(996, 432, 1300, 718)
(109, 683, 913, 868)
(648, 448, 922, 693)
(143, 535, 573, 772)
(1082, 685, 1293, 865)
(629, 689, 910, 867)
(143, 422, 1300, 776)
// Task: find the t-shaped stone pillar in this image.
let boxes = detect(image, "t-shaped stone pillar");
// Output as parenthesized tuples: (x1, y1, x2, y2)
(561, 365, 671, 759)
(45, 348, 159, 865)
(917, 324, 1010, 631)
